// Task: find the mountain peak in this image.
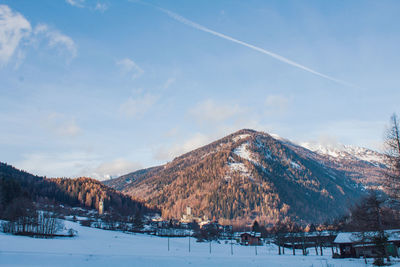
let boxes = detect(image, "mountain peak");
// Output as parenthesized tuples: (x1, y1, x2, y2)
(105, 129, 387, 225)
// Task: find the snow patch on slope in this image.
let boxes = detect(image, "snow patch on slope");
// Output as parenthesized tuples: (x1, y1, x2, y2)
(290, 161, 301, 170)
(232, 134, 251, 142)
(233, 142, 253, 162)
(228, 154, 252, 179)
(229, 162, 248, 173)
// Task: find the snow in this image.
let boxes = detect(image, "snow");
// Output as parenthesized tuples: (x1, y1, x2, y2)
(270, 133, 285, 141)
(228, 149, 253, 179)
(233, 143, 253, 162)
(2, 219, 397, 266)
(233, 142, 270, 167)
(290, 161, 301, 170)
(300, 142, 385, 165)
(232, 134, 251, 142)
(334, 229, 400, 244)
(228, 162, 248, 173)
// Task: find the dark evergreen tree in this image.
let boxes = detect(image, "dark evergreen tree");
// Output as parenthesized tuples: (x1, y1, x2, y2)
(133, 211, 144, 231)
(252, 220, 260, 233)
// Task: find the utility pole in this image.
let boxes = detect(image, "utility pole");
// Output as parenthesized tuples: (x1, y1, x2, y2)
(189, 235, 191, 253)
(230, 234, 233, 255)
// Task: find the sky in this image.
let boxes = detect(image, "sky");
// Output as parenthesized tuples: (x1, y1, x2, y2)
(1, 0, 399, 180)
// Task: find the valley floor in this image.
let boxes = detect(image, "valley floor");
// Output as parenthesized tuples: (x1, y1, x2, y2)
(1, 220, 399, 267)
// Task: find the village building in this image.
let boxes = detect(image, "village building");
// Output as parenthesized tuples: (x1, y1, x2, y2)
(333, 230, 400, 258)
(279, 231, 337, 250)
(180, 206, 210, 225)
(240, 232, 262, 246)
(98, 198, 104, 215)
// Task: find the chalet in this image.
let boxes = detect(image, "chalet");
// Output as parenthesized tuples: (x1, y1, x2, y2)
(333, 230, 400, 258)
(240, 232, 262, 246)
(280, 231, 337, 249)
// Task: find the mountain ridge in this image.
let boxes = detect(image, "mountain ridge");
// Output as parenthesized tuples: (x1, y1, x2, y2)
(104, 129, 386, 225)
(0, 162, 157, 217)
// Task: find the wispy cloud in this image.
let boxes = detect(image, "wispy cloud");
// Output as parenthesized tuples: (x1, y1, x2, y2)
(16, 151, 99, 178)
(65, 0, 85, 8)
(116, 58, 144, 79)
(119, 93, 159, 118)
(162, 77, 176, 90)
(34, 23, 77, 59)
(0, 5, 31, 66)
(95, 3, 108, 12)
(154, 132, 211, 161)
(91, 158, 142, 180)
(189, 99, 243, 124)
(16, 150, 141, 180)
(153, 5, 357, 88)
(66, 0, 109, 12)
(44, 113, 82, 137)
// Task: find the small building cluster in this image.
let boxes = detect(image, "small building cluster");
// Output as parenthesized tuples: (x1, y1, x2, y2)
(180, 206, 210, 226)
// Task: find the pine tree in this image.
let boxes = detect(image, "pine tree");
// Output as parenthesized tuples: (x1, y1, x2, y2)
(252, 220, 260, 233)
(133, 211, 144, 231)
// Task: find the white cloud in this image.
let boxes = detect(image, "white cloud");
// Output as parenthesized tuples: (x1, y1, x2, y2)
(34, 23, 77, 59)
(95, 3, 108, 12)
(65, 0, 85, 8)
(154, 132, 211, 161)
(66, 0, 109, 12)
(116, 58, 144, 79)
(44, 113, 82, 137)
(0, 5, 77, 67)
(119, 93, 159, 118)
(15, 151, 140, 180)
(162, 77, 176, 90)
(0, 5, 31, 66)
(189, 99, 243, 124)
(16, 151, 99, 178)
(91, 159, 142, 180)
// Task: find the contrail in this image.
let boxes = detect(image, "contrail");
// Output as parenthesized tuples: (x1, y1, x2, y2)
(154, 6, 357, 88)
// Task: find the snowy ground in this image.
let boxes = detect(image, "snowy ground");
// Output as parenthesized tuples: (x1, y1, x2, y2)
(1, 220, 399, 266)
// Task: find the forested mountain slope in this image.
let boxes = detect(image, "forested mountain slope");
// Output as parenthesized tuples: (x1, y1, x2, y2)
(0, 162, 156, 217)
(105, 129, 386, 225)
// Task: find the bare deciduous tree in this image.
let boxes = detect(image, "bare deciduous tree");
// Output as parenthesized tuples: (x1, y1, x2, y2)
(384, 114, 400, 200)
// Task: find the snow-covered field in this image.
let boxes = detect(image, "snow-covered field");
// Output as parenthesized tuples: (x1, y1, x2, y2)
(0, 220, 399, 267)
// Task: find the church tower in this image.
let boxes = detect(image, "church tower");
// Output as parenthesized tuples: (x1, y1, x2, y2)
(98, 198, 104, 215)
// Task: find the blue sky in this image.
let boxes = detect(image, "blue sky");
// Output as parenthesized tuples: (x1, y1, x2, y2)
(1, 0, 399, 179)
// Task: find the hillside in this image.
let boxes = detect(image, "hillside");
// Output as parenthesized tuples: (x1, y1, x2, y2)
(0, 162, 156, 217)
(105, 129, 387, 225)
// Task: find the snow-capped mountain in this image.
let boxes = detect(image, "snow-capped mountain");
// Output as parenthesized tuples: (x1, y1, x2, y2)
(104, 129, 387, 225)
(300, 142, 386, 167)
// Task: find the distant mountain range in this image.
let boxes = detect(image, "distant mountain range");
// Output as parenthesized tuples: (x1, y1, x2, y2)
(104, 129, 387, 225)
